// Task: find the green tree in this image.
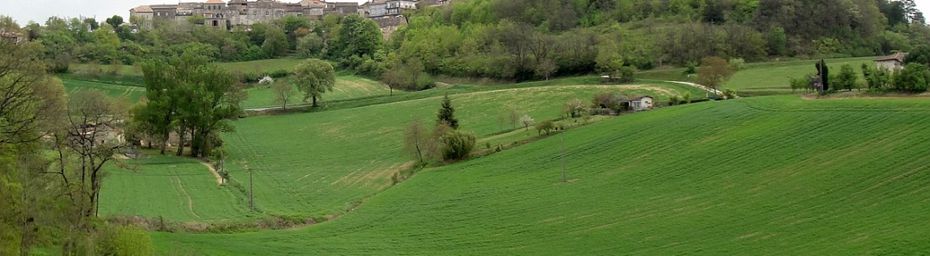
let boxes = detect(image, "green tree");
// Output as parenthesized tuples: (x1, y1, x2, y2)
(105, 15, 124, 29)
(333, 15, 382, 60)
(894, 63, 930, 92)
(437, 94, 459, 129)
(272, 82, 295, 110)
(293, 59, 336, 107)
(262, 25, 289, 57)
(697, 56, 734, 97)
(834, 64, 858, 91)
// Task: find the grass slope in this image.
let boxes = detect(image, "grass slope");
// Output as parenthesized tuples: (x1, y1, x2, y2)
(101, 81, 697, 224)
(99, 155, 252, 222)
(61, 78, 145, 102)
(725, 57, 874, 90)
(155, 96, 930, 255)
(241, 75, 394, 109)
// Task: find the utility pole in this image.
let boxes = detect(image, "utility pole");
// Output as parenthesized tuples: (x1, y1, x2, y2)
(561, 134, 568, 183)
(245, 163, 254, 211)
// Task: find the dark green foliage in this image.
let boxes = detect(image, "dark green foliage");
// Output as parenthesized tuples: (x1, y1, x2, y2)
(893, 63, 930, 92)
(862, 64, 892, 90)
(293, 59, 336, 107)
(437, 95, 459, 129)
(535, 120, 555, 135)
(834, 64, 859, 91)
(905, 45, 930, 66)
(440, 130, 475, 161)
(262, 25, 289, 57)
(105, 15, 124, 29)
(332, 15, 382, 61)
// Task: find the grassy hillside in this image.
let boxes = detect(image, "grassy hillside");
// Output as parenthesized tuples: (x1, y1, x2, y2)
(154, 96, 930, 255)
(99, 155, 252, 222)
(725, 57, 875, 90)
(61, 78, 145, 102)
(635, 57, 876, 92)
(241, 75, 393, 109)
(99, 81, 698, 224)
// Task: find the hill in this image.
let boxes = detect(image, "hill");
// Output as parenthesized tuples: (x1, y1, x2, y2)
(97, 80, 700, 223)
(152, 96, 930, 255)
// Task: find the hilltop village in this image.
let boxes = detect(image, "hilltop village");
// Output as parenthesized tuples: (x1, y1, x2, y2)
(130, 0, 449, 31)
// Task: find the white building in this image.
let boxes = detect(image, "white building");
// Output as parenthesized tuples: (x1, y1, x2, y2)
(629, 96, 654, 112)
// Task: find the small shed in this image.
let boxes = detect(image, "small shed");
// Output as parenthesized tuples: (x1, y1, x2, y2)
(875, 52, 907, 71)
(629, 96, 654, 112)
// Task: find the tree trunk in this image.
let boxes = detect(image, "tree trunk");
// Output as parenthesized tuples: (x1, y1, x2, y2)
(176, 130, 185, 157)
(312, 96, 318, 107)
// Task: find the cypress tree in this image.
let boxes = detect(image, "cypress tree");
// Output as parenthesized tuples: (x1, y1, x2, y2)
(437, 94, 459, 129)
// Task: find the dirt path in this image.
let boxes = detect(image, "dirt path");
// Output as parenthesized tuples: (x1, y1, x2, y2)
(172, 176, 201, 219)
(199, 161, 224, 185)
(663, 80, 721, 95)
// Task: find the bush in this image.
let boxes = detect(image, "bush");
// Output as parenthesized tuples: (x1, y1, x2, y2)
(563, 98, 587, 118)
(669, 95, 680, 106)
(268, 69, 290, 78)
(730, 58, 746, 70)
(96, 225, 154, 256)
(441, 130, 476, 161)
(723, 89, 738, 99)
(893, 63, 930, 92)
(535, 120, 555, 135)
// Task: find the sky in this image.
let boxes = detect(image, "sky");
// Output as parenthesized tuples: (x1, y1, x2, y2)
(1, 0, 930, 25)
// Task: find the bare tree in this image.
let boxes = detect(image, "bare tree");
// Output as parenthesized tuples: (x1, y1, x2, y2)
(0, 42, 65, 145)
(51, 91, 127, 221)
(404, 120, 431, 164)
(272, 82, 294, 110)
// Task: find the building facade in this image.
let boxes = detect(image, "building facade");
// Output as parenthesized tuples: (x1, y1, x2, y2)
(131, 0, 449, 31)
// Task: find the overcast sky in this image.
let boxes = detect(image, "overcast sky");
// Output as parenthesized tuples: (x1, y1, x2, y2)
(1, 0, 930, 25)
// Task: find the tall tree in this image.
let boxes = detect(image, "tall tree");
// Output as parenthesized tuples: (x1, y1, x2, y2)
(333, 15, 382, 60)
(293, 59, 336, 107)
(437, 94, 459, 129)
(696, 56, 734, 97)
(104, 15, 124, 29)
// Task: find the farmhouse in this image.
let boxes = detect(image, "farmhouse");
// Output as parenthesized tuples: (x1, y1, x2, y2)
(875, 52, 907, 71)
(0, 29, 25, 44)
(629, 96, 654, 112)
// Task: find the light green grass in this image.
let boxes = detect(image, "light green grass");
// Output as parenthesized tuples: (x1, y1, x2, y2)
(60, 78, 146, 102)
(154, 95, 930, 255)
(241, 75, 394, 109)
(216, 59, 306, 74)
(218, 83, 694, 218)
(101, 82, 698, 224)
(99, 154, 253, 222)
(725, 57, 875, 90)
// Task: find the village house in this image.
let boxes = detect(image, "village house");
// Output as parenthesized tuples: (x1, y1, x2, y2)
(0, 29, 25, 44)
(629, 96, 654, 112)
(875, 52, 907, 71)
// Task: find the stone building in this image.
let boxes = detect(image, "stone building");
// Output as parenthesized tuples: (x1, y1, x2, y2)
(0, 29, 26, 44)
(131, 0, 451, 35)
(130, 0, 353, 30)
(875, 52, 907, 71)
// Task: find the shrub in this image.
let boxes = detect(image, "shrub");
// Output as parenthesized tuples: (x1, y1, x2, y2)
(563, 98, 587, 118)
(669, 95, 680, 106)
(723, 89, 738, 99)
(729, 58, 746, 71)
(441, 130, 476, 161)
(96, 225, 154, 256)
(683, 92, 692, 104)
(893, 63, 930, 92)
(536, 120, 555, 135)
(268, 69, 290, 78)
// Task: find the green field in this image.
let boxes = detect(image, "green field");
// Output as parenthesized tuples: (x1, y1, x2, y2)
(98, 81, 699, 224)
(99, 155, 252, 222)
(241, 75, 394, 109)
(70, 59, 307, 78)
(725, 57, 874, 90)
(635, 57, 876, 91)
(152, 95, 930, 255)
(61, 78, 146, 102)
